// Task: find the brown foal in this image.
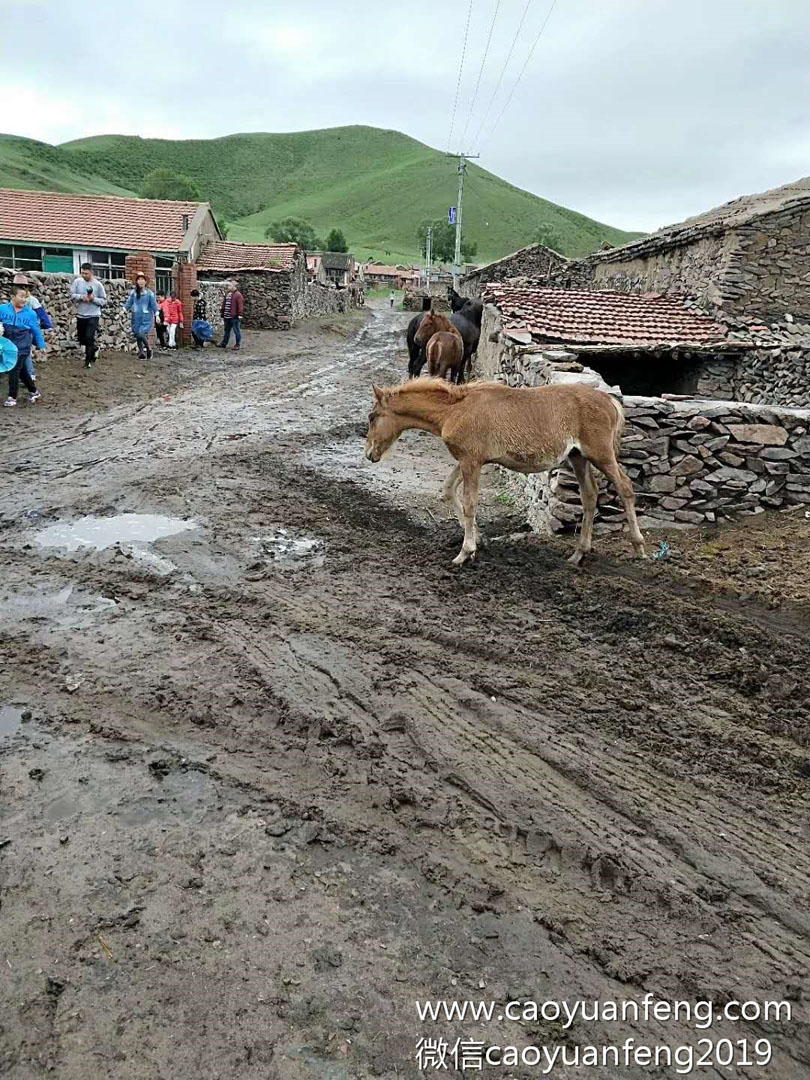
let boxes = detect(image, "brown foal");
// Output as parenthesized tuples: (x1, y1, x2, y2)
(414, 310, 465, 383)
(364, 377, 646, 567)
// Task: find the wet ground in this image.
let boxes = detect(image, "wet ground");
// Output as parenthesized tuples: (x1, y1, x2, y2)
(1, 304, 809, 1079)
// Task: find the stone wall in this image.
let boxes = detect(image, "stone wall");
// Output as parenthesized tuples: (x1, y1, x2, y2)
(474, 305, 810, 532)
(460, 243, 569, 300)
(568, 232, 733, 310)
(556, 203, 810, 325)
(200, 253, 353, 331)
(725, 205, 810, 323)
(0, 268, 136, 355)
(197, 280, 229, 338)
(402, 291, 450, 313)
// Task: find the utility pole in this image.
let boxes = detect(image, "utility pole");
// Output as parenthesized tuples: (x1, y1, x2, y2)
(425, 225, 432, 292)
(450, 152, 479, 287)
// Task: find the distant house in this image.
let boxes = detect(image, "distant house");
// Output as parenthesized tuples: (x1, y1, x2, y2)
(363, 263, 420, 289)
(320, 252, 355, 287)
(197, 239, 355, 329)
(307, 254, 326, 283)
(0, 188, 220, 295)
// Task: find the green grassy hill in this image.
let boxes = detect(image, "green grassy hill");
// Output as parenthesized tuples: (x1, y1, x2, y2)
(1, 126, 641, 263)
(0, 134, 134, 197)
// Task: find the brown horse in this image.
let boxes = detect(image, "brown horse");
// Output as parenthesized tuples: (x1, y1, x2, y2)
(364, 377, 646, 567)
(427, 331, 464, 381)
(414, 310, 466, 384)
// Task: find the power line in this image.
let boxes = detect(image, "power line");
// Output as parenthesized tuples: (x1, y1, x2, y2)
(471, 0, 533, 146)
(479, 0, 559, 149)
(447, 0, 475, 152)
(460, 0, 501, 146)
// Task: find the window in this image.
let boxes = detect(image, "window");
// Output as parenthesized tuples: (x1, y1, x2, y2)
(87, 250, 127, 280)
(0, 243, 43, 272)
(42, 248, 74, 273)
(155, 257, 174, 296)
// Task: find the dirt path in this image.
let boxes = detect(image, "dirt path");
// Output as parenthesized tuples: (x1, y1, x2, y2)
(1, 306, 809, 1079)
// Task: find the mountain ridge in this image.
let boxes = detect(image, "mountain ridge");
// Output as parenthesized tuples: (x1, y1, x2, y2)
(0, 126, 642, 263)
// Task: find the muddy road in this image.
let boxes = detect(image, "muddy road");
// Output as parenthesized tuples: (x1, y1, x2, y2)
(1, 305, 809, 1079)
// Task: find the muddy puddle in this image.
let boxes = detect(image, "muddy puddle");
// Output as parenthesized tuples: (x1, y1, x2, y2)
(2, 582, 117, 629)
(35, 513, 198, 553)
(259, 529, 324, 565)
(0, 705, 23, 740)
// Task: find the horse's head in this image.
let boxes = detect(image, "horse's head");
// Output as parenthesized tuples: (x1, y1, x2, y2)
(448, 287, 465, 312)
(365, 384, 403, 462)
(414, 309, 442, 347)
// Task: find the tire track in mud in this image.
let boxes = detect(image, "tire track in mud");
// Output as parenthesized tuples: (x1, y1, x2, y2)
(3, 311, 810, 1075)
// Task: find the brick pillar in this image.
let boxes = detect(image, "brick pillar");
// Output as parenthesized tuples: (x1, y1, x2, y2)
(125, 252, 158, 349)
(175, 260, 198, 347)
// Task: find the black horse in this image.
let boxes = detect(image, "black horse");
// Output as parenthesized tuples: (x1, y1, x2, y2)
(406, 290, 483, 382)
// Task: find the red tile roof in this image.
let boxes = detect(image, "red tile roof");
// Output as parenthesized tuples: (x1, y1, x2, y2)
(197, 240, 298, 272)
(0, 187, 204, 252)
(363, 264, 419, 278)
(486, 284, 730, 347)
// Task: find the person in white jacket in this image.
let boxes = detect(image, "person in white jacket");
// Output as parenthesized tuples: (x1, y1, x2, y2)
(70, 262, 108, 368)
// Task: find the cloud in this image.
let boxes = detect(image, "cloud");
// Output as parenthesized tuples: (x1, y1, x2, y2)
(1, 0, 807, 232)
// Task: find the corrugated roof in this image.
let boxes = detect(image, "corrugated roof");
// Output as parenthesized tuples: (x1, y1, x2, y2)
(0, 187, 204, 252)
(486, 284, 732, 347)
(197, 240, 298, 272)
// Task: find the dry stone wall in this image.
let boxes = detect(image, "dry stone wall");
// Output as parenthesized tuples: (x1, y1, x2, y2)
(727, 206, 810, 322)
(570, 232, 732, 310)
(200, 255, 353, 331)
(475, 306, 810, 533)
(197, 280, 229, 338)
(0, 268, 137, 355)
(460, 244, 568, 301)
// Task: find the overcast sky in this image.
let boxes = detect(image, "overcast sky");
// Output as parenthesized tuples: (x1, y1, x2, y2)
(4, 0, 809, 232)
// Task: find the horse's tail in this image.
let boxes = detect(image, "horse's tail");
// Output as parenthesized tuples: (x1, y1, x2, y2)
(608, 394, 625, 455)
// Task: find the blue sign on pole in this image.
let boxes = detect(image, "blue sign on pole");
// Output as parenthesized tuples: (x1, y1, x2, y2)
(448, 206, 457, 225)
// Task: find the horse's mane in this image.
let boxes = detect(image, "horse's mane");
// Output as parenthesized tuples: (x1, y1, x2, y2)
(390, 377, 502, 403)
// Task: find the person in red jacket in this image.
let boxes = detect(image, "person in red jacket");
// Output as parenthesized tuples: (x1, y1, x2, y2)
(160, 292, 184, 349)
(217, 280, 244, 350)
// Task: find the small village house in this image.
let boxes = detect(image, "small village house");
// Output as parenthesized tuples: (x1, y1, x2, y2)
(320, 252, 355, 287)
(478, 283, 751, 398)
(0, 188, 220, 295)
(197, 240, 353, 328)
(362, 262, 420, 289)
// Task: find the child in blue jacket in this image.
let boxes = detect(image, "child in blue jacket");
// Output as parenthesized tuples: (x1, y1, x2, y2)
(1, 285, 45, 407)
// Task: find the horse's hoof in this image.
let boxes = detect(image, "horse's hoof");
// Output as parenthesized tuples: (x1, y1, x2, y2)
(452, 549, 476, 566)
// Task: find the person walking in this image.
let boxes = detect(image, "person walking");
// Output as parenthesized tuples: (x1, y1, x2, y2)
(160, 292, 184, 349)
(190, 289, 213, 350)
(1, 284, 45, 407)
(155, 292, 168, 348)
(71, 262, 107, 368)
(13, 273, 52, 383)
(217, 280, 244, 350)
(124, 272, 158, 358)
(388, 290, 395, 308)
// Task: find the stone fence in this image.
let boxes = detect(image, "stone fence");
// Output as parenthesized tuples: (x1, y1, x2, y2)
(0, 268, 135, 355)
(197, 280, 229, 339)
(475, 311, 810, 533)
